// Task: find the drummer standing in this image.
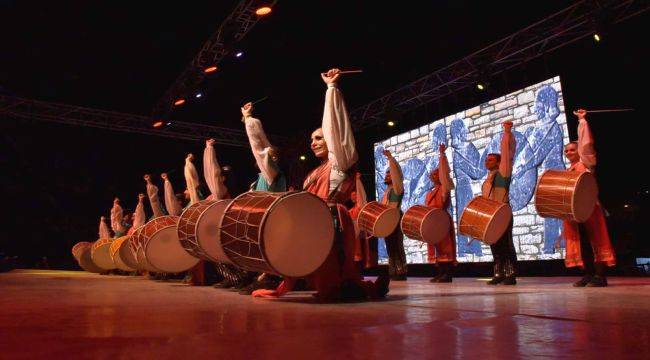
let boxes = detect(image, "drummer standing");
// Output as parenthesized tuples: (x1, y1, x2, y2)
(562, 109, 615, 287)
(483, 121, 517, 285)
(424, 144, 457, 282)
(380, 149, 408, 280)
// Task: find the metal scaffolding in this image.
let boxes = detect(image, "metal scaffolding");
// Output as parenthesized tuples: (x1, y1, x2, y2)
(350, 0, 648, 131)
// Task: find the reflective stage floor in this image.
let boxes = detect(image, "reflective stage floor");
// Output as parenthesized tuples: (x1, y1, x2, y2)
(1, 270, 649, 359)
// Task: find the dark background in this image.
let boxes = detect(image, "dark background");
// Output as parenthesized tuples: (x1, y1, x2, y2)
(1, 1, 647, 273)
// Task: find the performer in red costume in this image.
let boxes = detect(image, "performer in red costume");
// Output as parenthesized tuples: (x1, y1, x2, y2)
(562, 109, 616, 287)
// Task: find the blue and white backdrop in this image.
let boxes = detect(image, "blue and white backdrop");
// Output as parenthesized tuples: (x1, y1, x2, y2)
(373, 76, 571, 263)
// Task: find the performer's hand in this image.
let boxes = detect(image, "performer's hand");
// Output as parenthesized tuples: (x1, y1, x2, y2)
(241, 102, 253, 119)
(161, 173, 168, 180)
(144, 174, 151, 181)
(382, 149, 392, 158)
(206, 138, 216, 146)
(439, 143, 446, 154)
(573, 109, 587, 120)
(100, 216, 105, 221)
(503, 121, 513, 133)
(187, 153, 194, 161)
(321, 68, 341, 85)
(138, 193, 145, 201)
(113, 197, 119, 204)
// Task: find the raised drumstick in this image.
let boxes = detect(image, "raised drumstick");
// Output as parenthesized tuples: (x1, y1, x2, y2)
(320, 69, 363, 75)
(584, 108, 634, 113)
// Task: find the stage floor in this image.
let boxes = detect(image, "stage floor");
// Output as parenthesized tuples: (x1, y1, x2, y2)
(1, 270, 649, 359)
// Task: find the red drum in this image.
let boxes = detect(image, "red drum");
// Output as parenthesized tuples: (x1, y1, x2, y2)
(129, 225, 159, 272)
(459, 197, 512, 245)
(77, 243, 104, 273)
(72, 241, 91, 262)
(177, 199, 232, 263)
(91, 238, 116, 271)
(401, 205, 451, 244)
(535, 169, 598, 223)
(109, 236, 136, 271)
(140, 215, 199, 273)
(358, 201, 400, 238)
(219, 191, 334, 277)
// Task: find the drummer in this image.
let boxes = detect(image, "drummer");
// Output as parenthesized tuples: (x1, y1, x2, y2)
(562, 109, 615, 287)
(240, 102, 287, 294)
(144, 174, 166, 219)
(127, 194, 146, 236)
(483, 121, 517, 285)
(99, 216, 112, 239)
(110, 197, 127, 238)
(253, 68, 389, 301)
(424, 144, 457, 283)
(380, 149, 408, 281)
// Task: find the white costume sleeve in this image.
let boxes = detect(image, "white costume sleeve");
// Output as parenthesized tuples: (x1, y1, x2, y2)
(164, 178, 182, 216)
(439, 152, 454, 200)
(578, 119, 597, 171)
(110, 203, 125, 234)
(184, 158, 201, 205)
(203, 142, 228, 200)
(323, 85, 358, 172)
(147, 183, 165, 218)
(499, 131, 516, 178)
(244, 116, 278, 185)
(99, 217, 112, 239)
(132, 198, 146, 229)
(387, 156, 404, 196)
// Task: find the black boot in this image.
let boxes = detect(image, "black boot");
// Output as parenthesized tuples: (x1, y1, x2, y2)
(574, 259, 595, 287)
(587, 262, 608, 287)
(429, 264, 444, 283)
(432, 263, 453, 283)
(487, 260, 504, 285)
(501, 259, 517, 285)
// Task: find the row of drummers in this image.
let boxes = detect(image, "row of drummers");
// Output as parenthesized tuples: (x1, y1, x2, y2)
(70, 164, 597, 280)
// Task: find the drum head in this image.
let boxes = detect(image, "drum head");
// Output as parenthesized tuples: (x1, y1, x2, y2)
(119, 241, 139, 270)
(137, 248, 160, 273)
(110, 237, 133, 271)
(91, 241, 116, 271)
(483, 204, 513, 245)
(78, 247, 104, 273)
(572, 172, 598, 222)
(197, 200, 232, 263)
(420, 208, 451, 244)
(261, 192, 334, 277)
(146, 227, 200, 273)
(373, 207, 400, 238)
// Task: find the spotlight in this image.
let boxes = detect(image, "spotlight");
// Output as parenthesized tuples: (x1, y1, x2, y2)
(299, 155, 307, 161)
(235, 51, 244, 58)
(476, 83, 485, 91)
(152, 121, 165, 128)
(174, 99, 186, 106)
(255, 5, 272, 16)
(203, 66, 218, 74)
(195, 93, 202, 99)
(387, 121, 395, 127)
(593, 33, 601, 42)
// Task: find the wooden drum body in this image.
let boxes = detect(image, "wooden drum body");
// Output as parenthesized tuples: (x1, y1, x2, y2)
(535, 169, 598, 223)
(401, 205, 450, 244)
(459, 197, 512, 245)
(358, 201, 400, 238)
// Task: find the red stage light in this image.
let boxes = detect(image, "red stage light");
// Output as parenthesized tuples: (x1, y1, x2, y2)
(174, 99, 186, 106)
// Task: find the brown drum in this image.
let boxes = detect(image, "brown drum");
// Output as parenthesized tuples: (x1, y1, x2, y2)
(358, 201, 400, 238)
(535, 169, 598, 223)
(91, 238, 116, 271)
(401, 205, 451, 244)
(77, 243, 104, 273)
(140, 215, 199, 273)
(72, 241, 91, 262)
(109, 236, 136, 272)
(177, 199, 232, 263)
(219, 191, 334, 277)
(459, 197, 512, 245)
(128, 224, 159, 272)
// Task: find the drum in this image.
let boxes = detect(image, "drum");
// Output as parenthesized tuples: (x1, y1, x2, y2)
(109, 236, 136, 271)
(535, 169, 598, 223)
(357, 201, 400, 238)
(401, 205, 451, 244)
(78, 243, 104, 273)
(458, 197, 512, 245)
(177, 199, 233, 263)
(72, 241, 91, 262)
(140, 215, 199, 273)
(91, 238, 116, 271)
(219, 191, 334, 277)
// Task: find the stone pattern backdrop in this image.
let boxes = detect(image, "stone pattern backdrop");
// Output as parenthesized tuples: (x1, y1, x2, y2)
(374, 76, 570, 263)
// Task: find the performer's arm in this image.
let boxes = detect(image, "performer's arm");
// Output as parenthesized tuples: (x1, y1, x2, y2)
(499, 121, 516, 178)
(321, 68, 358, 172)
(383, 150, 404, 195)
(161, 173, 182, 215)
(574, 109, 597, 171)
(438, 144, 454, 200)
(132, 194, 146, 229)
(184, 155, 201, 204)
(203, 139, 228, 200)
(242, 104, 278, 185)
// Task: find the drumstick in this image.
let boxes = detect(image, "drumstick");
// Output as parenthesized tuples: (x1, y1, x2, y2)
(585, 108, 634, 113)
(251, 96, 268, 105)
(320, 70, 363, 75)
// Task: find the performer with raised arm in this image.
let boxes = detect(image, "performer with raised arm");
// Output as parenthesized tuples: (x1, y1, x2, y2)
(483, 121, 517, 285)
(562, 109, 615, 287)
(425, 144, 457, 283)
(380, 149, 408, 280)
(127, 194, 146, 235)
(110, 197, 127, 237)
(253, 68, 389, 301)
(99, 216, 112, 239)
(144, 174, 166, 219)
(161, 173, 182, 216)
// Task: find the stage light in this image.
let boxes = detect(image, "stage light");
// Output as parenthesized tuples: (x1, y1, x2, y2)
(624, 204, 630, 208)
(299, 155, 307, 161)
(387, 121, 395, 127)
(477, 83, 485, 91)
(255, 6, 272, 16)
(166, 122, 172, 126)
(152, 121, 165, 128)
(174, 99, 185, 106)
(195, 93, 202, 99)
(593, 33, 601, 42)
(203, 66, 218, 73)
(235, 51, 244, 58)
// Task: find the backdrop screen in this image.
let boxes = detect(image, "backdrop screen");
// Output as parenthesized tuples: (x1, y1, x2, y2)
(373, 76, 570, 263)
